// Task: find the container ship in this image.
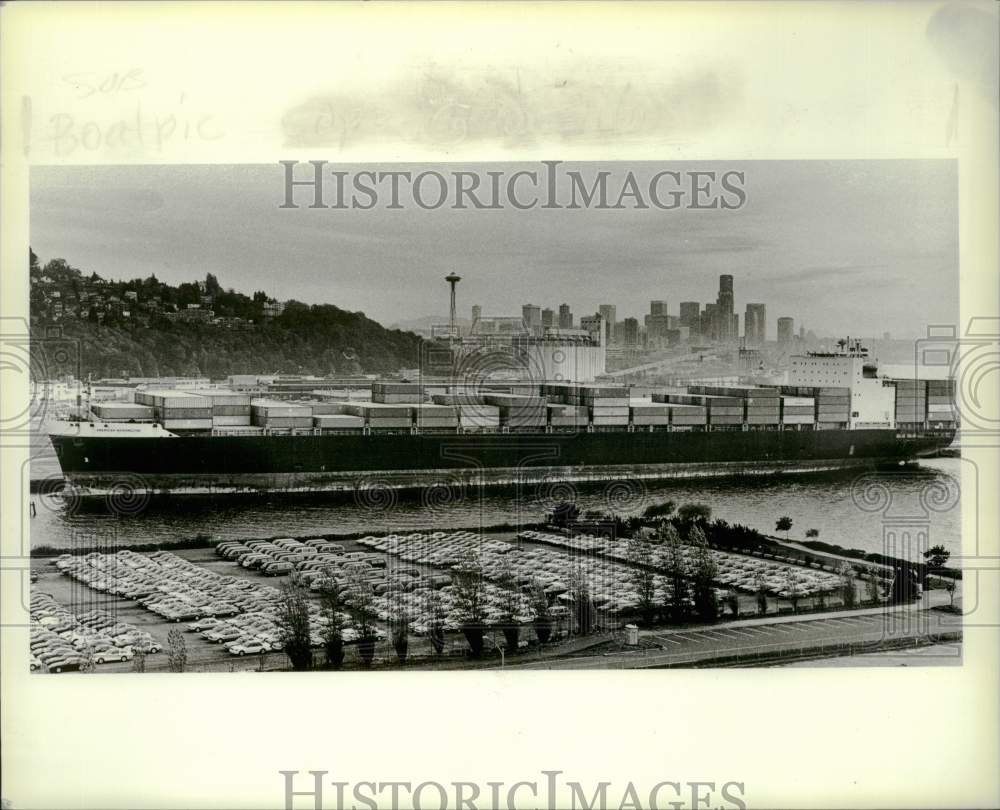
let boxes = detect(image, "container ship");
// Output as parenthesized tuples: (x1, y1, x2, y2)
(46, 349, 956, 498)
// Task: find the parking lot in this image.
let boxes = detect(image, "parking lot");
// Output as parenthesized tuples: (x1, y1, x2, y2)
(29, 529, 956, 672)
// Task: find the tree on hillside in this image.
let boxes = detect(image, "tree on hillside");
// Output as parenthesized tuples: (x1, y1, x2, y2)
(805, 528, 820, 539)
(775, 516, 794, 536)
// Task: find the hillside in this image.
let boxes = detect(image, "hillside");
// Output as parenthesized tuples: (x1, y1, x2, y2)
(29, 251, 424, 379)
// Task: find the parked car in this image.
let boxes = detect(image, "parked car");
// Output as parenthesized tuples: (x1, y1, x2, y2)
(94, 647, 133, 664)
(228, 639, 270, 656)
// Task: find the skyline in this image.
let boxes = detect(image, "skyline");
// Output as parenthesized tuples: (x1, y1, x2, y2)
(31, 160, 959, 339)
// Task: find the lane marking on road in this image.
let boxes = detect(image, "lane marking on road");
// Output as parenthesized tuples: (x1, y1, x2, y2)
(739, 626, 771, 635)
(689, 632, 721, 642)
(725, 627, 758, 637)
(656, 635, 683, 646)
(713, 629, 744, 639)
(763, 624, 793, 634)
(784, 623, 816, 633)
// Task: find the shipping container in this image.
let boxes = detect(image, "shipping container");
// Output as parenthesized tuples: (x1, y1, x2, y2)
(211, 415, 253, 427)
(161, 418, 214, 430)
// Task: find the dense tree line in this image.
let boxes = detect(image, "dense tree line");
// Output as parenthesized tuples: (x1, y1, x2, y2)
(30, 255, 424, 378)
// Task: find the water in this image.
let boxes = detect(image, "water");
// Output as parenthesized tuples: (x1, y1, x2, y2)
(28, 428, 961, 561)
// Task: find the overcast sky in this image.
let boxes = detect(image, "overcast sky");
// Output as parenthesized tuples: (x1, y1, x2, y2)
(31, 161, 958, 339)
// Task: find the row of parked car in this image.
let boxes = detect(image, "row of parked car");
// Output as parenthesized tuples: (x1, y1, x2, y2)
(30, 594, 160, 673)
(217, 536, 452, 597)
(520, 530, 844, 598)
(215, 537, 365, 577)
(57, 549, 284, 623)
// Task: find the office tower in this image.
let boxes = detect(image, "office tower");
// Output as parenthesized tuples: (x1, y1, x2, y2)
(679, 301, 700, 340)
(558, 303, 573, 329)
(521, 304, 542, 335)
(716, 274, 734, 341)
(541, 308, 555, 328)
(650, 300, 668, 317)
(701, 302, 718, 341)
(621, 317, 640, 346)
(598, 304, 616, 343)
(471, 304, 481, 324)
(777, 317, 795, 344)
(745, 303, 766, 345)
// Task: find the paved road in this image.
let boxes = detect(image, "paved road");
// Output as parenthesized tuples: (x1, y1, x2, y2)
(503, 609, 961, 670)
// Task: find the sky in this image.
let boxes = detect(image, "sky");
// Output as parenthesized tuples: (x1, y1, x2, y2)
(30, 161, 959, 339)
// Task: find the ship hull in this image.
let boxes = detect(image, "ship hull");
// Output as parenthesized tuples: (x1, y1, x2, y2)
(47, 428, 953, 497)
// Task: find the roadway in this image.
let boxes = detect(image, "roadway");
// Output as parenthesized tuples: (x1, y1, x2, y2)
(502, 606, 962, 669)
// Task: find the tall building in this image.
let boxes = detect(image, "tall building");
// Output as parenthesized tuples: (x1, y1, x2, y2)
(744, 303, 766, 345)
(620, 317, 640, 346)
(580, 313, 604, 343)
(598, 304, 616, 343)
(558, 303, 573, 329)
(716, 274, 735, 341)
(650, 300, 668, 317)
(471, 304, 481, 324)
(701, 303, 718, 341)
(521, 304, 542, 335)
(541, 308, 555, 329)
(679, 301, 700, 340)
(777, 317, 795, 344)
(645, 314, 672, 347)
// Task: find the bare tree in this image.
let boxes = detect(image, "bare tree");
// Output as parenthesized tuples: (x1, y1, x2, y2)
(275, 581, 313, 670)
(78, 643, 96, 674)
(838, 563, 857, 609)
(530, 579, 553, 644)
(346, 568, 379, 667)
(943, 577, 957, 608)
(568, 566, 596, 636)
(167, 627, 187, 673)
(754, 571, 769, 616)
(131, 640, 149, 673)
(424, 589, 448, 656)
(493, 555, 526, 653)
(626, 538, 657, 626)
(784, 570, 802, 613)
(658, 522, 689, 623)
(689, 525, 719, 621)
(453, 553, 487, 657)
(317, 574, 346, 669)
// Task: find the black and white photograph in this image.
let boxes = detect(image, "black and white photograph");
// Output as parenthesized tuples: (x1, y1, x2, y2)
(25, 160, 963, 673)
